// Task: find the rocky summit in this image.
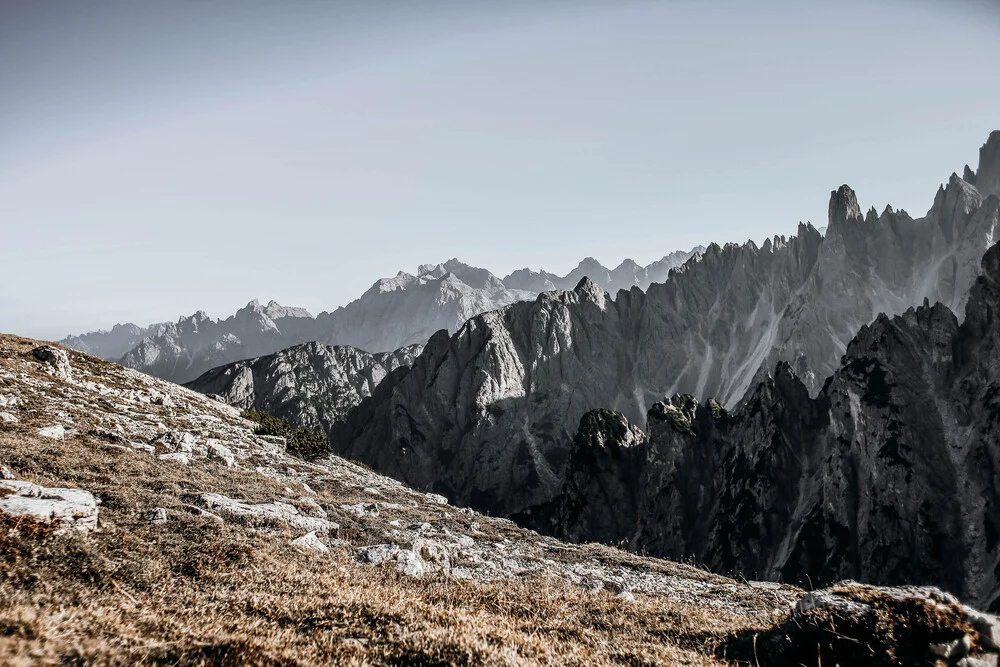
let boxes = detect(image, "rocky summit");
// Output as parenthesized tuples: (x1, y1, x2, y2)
(5, 336, 1000, 665)
(331, 132, 1000, 519)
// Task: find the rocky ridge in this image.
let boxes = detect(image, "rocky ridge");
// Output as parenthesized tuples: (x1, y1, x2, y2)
(185, 341, 423, 436)
(61, 250, 702, 385)
(524, 235, 1000, 613)
(118, 299, 320, 384)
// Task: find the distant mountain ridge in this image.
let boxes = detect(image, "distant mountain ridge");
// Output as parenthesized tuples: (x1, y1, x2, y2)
(60, 249, 702, 383)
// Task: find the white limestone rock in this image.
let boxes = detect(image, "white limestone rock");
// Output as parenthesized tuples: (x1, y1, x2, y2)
(0, 480, 98, 533)
(340, 502, 379, 518)
(356, 543, 400, 565)
(37, 425, 65, 440)
(205, 440, 235, 467)
(291, 531, 329, 553)
(153, 431, 196, 453)
(394, 549, 426, 577)
(32, 345, 72, 380)
(198, 492, 336, 534)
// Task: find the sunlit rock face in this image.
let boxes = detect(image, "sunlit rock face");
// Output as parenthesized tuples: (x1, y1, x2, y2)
(338, 133, 1000, 521)
(186, 341, 422, 436)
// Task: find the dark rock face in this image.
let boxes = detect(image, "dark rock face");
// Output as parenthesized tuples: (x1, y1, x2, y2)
(338, 132, 1000, 519)
(527, 239, 1000, 610)
(185, 341, 421, 435)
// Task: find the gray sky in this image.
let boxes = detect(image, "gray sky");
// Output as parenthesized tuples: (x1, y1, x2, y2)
(2, 0, 999, 339)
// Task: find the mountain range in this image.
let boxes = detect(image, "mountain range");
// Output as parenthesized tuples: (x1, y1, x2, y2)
(62, 251, 701, 384)
(333, 131, 1000, 519)
(184, 131, 1000, 610)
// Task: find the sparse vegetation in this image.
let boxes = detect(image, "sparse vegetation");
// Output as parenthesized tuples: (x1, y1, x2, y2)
(242, 408, 331, 461)
(0, 429, 767, 666)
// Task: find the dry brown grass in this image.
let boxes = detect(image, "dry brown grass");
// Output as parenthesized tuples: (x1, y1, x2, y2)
(0, 427, 777, 666)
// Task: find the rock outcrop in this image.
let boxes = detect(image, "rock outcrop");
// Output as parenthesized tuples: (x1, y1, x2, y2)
(185, 341, 422, 435)
(335, 133, 1000, 519)
(523, 236, 1000, 611)
(730, 581, 1000, 666)
(32, 345, 73, 380)
(0, 480, 99, 533)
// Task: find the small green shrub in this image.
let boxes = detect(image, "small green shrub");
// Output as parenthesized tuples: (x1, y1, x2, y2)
(240, 409, 331, 461)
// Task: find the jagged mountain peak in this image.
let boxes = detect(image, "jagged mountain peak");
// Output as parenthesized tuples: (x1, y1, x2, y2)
(932, 172, 984, 221)
(977, 129, 1000, 197)
(263, 300, 312, 320)
(572, 277, 608, 308)
(612, 258, 640, 272)
(965, 164, 978, 185)
(828, 184, 863, 227)
(575, 256, 607, 271)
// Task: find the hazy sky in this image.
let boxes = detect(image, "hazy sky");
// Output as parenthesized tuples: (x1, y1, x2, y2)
(2, 0, 999, 339)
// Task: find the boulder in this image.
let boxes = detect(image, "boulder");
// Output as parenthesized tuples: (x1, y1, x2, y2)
(0, 480, 98, 533)
(32, 345, 72, 380)
(205, 440, 235, 467)
(782, 582, 1000, 667)
(153, 431, 196, 453)
(340, 502, 379, 518)
(291, 531, 329, 553)
(143, 507, 168, 524)
(395, 549, 426, 577)
(0, 412, 18, 424)
(37, 425, 65, 440)
(425, 493, 448, 506)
